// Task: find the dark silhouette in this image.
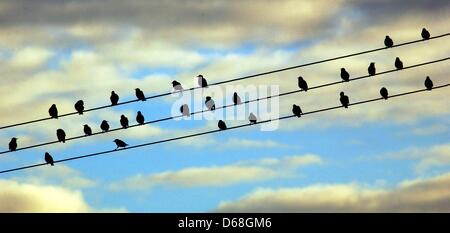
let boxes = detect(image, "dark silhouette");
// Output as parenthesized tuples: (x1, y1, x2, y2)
(83, 124, 92, 136)
(56, 129, 66, 143)
(100, 120, 110, 132)
(297, 76, 308, 92)
(136, 111, 145, 125)
(395, 57, 403, 69)
(425, 76, 433, 90)
(205, 96, 215, 111)
(368, 62, 376, 76)
(110, 91, 119, 105)
(218, 120, 227, 130)
(340, 68, 350, 82)
(180, 104, 190, 117)
(9, 137, 17, 151)
(197, 75, 208, 88)
(135, 88, 146, 101)
(249, 113, 257, 124)
(45, 152, 54, 166)
(172, 81, 183, 91)
(421, 28, 430, 40)
(120, 115, 129, 128)
(380, 87, 389, 100)
(292, 104, 302, 117)
(233, 92, 241, 105)
(74, 100, 84, 115)
(340, 92, 349, 108)
(113, 139, 128, 150)
(48, 104, 58, 119)
(384, 35, 394, 48)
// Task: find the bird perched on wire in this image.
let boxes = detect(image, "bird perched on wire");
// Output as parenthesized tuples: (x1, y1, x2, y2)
(56, 129, 66, 143)
(297, 76, 308, 92)
(425, 76, 433, 90)
(172, 81, 183, 92)
(9, 137, 17, 151)
(83, 124, 92, 136)
(197, 75, 208, 88)
(113, 139, 128, 150)
(384, 36, 394, 48)
(368, 62, 376, 76)
(135, 88, 146, 101)
(180, 104, 190, 117)
(100, 120, 110, 132)
(233, 92, 241, 105)
(205, 96, 215, 111)
(120, 115, 129, 129)
(110, 91, 119, 105)
(395, 57, 403, 70)
(74, 100, 84, 115)
(340, 68, 350, 82)
(421, 28, 430, 40)
(380, 87, 389, 100)
(136, 111, 145, 125)
(292, 104, 302, 117)
(218, 120, 227, 130)
(49, 104, 58, 119)
(248, 113, 257, 124)
(45, 152, 54, 166)
(340, 92, 349, 108)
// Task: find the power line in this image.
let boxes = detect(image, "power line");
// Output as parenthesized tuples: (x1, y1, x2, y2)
(1, 57, 448, 155)
(1, 32, 448, 131)
(1, 84, 448, 174)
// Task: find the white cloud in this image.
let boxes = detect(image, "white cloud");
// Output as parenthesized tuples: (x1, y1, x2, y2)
(7, 46, 53, 69)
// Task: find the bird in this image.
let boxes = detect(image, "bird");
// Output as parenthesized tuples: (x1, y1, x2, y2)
(218, 120, 227, 130)
(100, 120, 110, 132)
(425, 76, 433, 90)
(368, 62, 376, 76)
(421, 28, 430, 40)
(172, 80, 183, 91)
(292, 104, 302, 117)
(340, 92, 349, 108)
(248, 113, 257, 124)
(380, 87, 389, 100)
(297, 76, 308, 91)
(233, 92, 241, 105)
(120, 115, 129, 129)
(180, 104, 190, 117)
(74, 100, 84, 115)
(136, 111, 145, 125)
(197, 75, 208, 88)
(56, 129, 66, 143)
(135, 88, 146, 101)
(45, 152, 54, 166)
(83, 124, 92, 136)
(384, 36, 394, 48)
(113, 139, 128, 150)
(110, 91, 119, 105)
(48, 104, 58, 119)
(340, 68, 350, 82)
(9, 137, 17, 151)
(205, 96, 215, 111)
(395, 57, 403, 69)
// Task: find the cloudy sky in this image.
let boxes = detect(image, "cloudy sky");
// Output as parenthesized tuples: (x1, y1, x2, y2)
(0, 0, 449, 212)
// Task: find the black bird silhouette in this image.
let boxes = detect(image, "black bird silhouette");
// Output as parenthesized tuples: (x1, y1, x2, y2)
(292, 104, 302, 117)
(74, 100, 84, 115)
(110, 91, 119, 105)
(233, 92, 241, 105)
(136, 111, 145, 125)
(197, 75, 208, 88)
(395, 57, 403, 69)
(340, 92, 349, 108)
(380, 87, 389, 100)
(368, 62, 376, 76)
(45, 152, 54, 166)
(421, 28, 430, 40)
(180, 104, 190, 117)
(100, 120, 110, 132)
(113, 139, 128, 150)
(120, 115, 129, 128)
(9, 137, 17, 151)
(83, 124, 92, 136)
(425, 76, 433, 90)
(205, 96, 215, 111)
(248, 113, 257, 124)
(340, 68, 350, 82)
(218, 120, 227, 130)
(56, 129, 66, 143)
(297, 76, 308, 92)
(48, 104, 58, 119)
(172, 80, 183, 91)
(135, 88, 146, 101)
(384, 36, 394, 48)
